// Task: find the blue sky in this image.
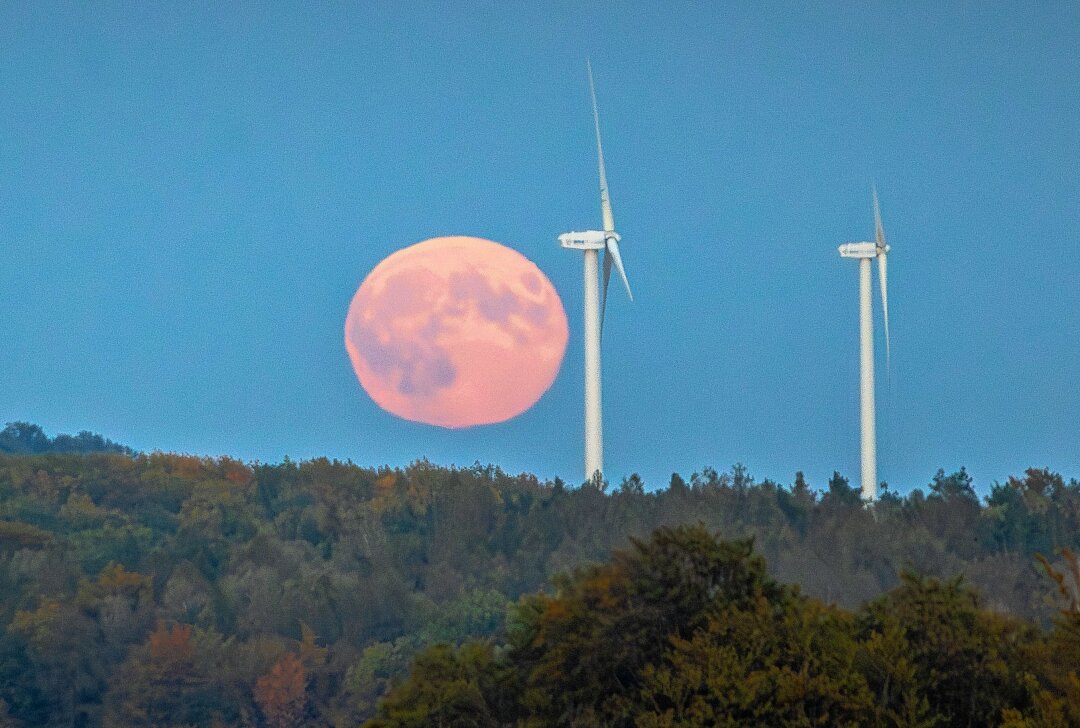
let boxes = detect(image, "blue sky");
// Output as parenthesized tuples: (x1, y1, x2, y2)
(2, 2, 1078, 493)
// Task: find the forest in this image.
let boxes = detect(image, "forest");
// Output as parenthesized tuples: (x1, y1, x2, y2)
(0, 422, 1078, 726)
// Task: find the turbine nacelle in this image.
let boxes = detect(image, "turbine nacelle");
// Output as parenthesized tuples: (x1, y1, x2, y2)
(838, 241, 889, 259)
(559, 230, 617, 251)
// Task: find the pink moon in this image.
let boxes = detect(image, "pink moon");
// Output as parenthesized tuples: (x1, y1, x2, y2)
(344, 236, 569, 428)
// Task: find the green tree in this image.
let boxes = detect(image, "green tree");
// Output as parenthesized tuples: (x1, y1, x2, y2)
(636, 597, 873, 727)
(8, 597, 107, 727)
(857, 572, 1037, 727)
(1027, 549, 1080, 726)
(509, 525, 789, 725)
(365, 642, 501, 728)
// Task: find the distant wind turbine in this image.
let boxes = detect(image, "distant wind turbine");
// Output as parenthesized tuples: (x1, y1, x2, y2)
(838, 187, 891, 501)
(558, 61, 633, 483)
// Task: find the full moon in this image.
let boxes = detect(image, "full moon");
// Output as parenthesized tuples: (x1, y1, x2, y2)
(345, 236, 569, 428)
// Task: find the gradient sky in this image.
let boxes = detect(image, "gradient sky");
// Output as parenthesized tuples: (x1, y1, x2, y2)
(3, 3, 1078, 494)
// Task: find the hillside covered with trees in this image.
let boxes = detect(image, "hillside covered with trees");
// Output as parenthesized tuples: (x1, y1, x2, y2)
(0, 424, 1078, 726)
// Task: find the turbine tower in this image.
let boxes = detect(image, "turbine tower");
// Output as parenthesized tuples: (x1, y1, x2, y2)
(838, 187, 891, 502)
(558, 61, 633, 483)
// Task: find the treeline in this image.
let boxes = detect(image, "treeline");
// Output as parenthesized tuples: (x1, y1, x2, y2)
(0, 422, 131, 456)
(0, 438, 1077, 725)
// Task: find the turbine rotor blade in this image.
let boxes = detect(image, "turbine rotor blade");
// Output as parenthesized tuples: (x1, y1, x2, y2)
(607, 238, 633, 301)
(600, 249, 613, 334)
(878, 250, 890, 375)
(872, 185, 890, 374)
(872, 184, 886, 250)
(599, 239, 632, 336)
(587, 59, 615, 233)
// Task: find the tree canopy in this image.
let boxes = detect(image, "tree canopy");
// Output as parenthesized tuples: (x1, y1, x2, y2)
(369, 525, 1080, 727)
(0, 428, 1077, 725)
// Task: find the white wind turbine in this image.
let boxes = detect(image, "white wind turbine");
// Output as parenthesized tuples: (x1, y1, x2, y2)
(558, 61, 633, 483)
(838, 187, 891, 502)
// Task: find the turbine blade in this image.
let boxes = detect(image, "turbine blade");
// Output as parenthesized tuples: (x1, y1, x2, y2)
(872, 184, 886, 249)
(587, 60, 615, 233)
(878, 251, 890, 376)
(607, 238, 633, 301)
(600, 249, 613, 335)
(872, 185, 890, 375)
(599, 241, 632, 337)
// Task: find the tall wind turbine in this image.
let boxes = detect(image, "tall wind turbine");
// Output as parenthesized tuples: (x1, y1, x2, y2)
(838, 187, 891, 501)
(558, 61, 633, 483)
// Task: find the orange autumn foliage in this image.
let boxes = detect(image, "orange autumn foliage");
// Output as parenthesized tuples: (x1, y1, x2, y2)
(148, 621, 193, 668)
(254, 652, 307, 728)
